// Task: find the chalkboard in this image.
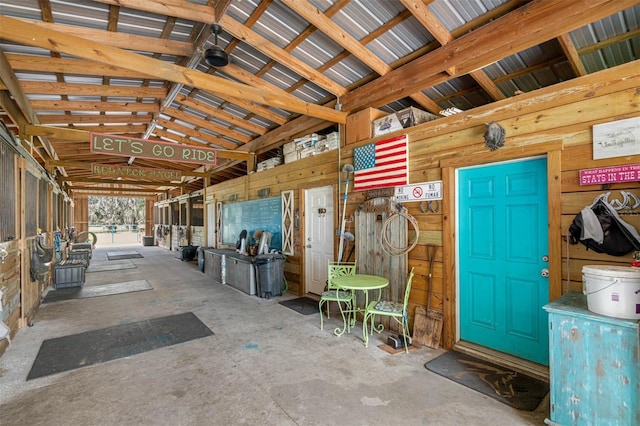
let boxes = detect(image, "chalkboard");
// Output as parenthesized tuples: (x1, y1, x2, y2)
(222, 197, 282, 250)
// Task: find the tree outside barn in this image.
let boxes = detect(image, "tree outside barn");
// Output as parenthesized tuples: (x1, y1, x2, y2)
(88, 196, 145, 236)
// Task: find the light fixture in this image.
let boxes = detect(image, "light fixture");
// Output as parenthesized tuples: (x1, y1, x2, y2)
(439, 107, 463, 117)
(205, 23, 229, 67)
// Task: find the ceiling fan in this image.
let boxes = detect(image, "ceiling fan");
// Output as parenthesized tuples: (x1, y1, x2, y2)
(204, 23, 229, 67)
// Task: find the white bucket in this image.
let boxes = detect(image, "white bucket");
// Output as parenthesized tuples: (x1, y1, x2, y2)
(582, 265, 640, 320)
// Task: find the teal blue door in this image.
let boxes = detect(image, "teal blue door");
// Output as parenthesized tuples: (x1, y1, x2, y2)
(459, 158, 549, 365)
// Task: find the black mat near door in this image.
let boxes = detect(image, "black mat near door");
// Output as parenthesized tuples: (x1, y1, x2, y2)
(86, 260, 136, 273)
(107, 251, 143, 261)
(42, 280, 153, 304)
(279, 297, 319, 315)
(27, 312, 213, 380)
(424, 351, 549, 411)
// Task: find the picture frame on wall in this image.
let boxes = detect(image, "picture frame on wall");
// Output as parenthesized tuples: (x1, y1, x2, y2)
(592, 116, 640, 160)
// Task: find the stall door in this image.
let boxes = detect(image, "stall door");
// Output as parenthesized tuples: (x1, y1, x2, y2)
(305, 186, 334, 296)
(458, 158, 549, 365)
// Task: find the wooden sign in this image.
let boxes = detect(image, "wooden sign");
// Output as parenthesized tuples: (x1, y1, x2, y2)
(579, 163, 640, 185)
(393, 180, 443, 202)
(92, 163, 182, 181)
(593, 116, 640, 160)
(90, 132, 217, 165)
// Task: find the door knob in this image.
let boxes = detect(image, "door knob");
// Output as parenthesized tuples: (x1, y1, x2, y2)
(541, 268, 549, 278)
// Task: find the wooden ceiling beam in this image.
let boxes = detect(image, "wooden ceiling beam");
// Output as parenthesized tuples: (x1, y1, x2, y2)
(342, 0, 636, 112)
(283, 0, 442, 114)
(162, 108, 253, 144)
(281, 0, 390, 77)
(91, 0, 216, 24)
(26, 124, 93, 141)
(62, 177, 185, 186)
(218, 14, 347, 98)
(30, 100, 160, 113)
(38, 114, 153, 125)
(0, 15, 347, 124)
(0, 46, 58, 160)
(69, 186, 162, 194)
(557, 33, 587, 77)
(0, 48, 38, 125)
(18, 18, 193, 56)
(218, 95, 288, 126)
(174, 93, 266, 136)
(154, 119, 238, 150)
(400, 0, 506, 102)
(5, 54, 156, 79)
(0, 91, 23, 128)
(18, 81, 167, 98)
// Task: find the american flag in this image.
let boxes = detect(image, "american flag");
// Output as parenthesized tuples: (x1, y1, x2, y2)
(353, 135, 408, 191)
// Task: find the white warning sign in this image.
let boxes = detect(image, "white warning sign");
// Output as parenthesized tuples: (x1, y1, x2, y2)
(392, 180, 442, 202)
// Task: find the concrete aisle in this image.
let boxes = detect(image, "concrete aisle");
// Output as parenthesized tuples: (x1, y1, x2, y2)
(0, 243, 549, 425)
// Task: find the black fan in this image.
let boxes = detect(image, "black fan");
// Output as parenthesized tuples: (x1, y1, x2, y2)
(205, 23, 229, 67)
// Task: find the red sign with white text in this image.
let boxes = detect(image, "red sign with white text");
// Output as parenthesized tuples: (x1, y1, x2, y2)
(579, 163, 640, 185)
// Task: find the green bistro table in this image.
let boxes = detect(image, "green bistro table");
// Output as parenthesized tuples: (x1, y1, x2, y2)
(331, 274, 389, 339)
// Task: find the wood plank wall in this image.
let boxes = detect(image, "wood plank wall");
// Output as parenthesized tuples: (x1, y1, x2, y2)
(204, 60, 640, 349)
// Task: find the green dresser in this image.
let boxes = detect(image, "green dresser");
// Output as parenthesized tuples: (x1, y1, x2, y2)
(544, 293, 639, 425)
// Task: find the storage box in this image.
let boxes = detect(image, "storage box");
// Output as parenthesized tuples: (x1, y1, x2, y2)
(315, 133, 339, 153)
(283, 141, 297, 155)
(71, 242, 93, 253)
(298, 146, 315, 159)
(294, 133, 318, 149)
(372, 107, 438, 137)
(346, 107, 386, 144)
(68, 248, 91, 266)
(582, 265, 640, 319)
(54, 259, 87, 289)
(284, 151, 300, 164)
(325, 131, 339, 144)
(142, 236, 154, 246)
(257, 156, 282, 172)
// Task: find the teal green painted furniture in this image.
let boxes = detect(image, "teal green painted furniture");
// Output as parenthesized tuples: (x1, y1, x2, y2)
(543, 293, 639, 425)
(319, 261, 356, 334)
(362, 268, 414, 351)
(332, 273, 390, 339)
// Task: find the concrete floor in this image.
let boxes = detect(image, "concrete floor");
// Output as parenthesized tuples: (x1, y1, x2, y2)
(0, 242, 550, 425)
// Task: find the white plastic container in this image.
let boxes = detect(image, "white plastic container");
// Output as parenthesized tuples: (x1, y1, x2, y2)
(582, 265, 640, 320)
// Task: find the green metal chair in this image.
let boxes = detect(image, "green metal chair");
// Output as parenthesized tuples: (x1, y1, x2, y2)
(362, 267, 415, 352)
(319, 261, 357, 332)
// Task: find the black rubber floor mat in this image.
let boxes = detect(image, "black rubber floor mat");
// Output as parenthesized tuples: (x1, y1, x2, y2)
(106, 251, 143, 261)
(86, 260, 136, 273)
(424, 351, 549, 411)
(279, 297, 319, 315)
(42, 280, 153, 304)
(27, 312, 213, 380)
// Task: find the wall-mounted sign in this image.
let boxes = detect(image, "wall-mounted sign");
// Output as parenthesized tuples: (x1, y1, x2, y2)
(392, 180, 442, 202)
(92, 163, 183, 180)
(90, 132, 217, 165)
(593, 116, 640, 160)
(579, 163, 640, 185)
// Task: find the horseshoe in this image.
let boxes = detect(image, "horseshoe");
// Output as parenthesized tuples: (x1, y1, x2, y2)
(419, 200, 440, 213)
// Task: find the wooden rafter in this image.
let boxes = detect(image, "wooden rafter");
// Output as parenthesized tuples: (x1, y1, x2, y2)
(0, 15, 347, 124)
